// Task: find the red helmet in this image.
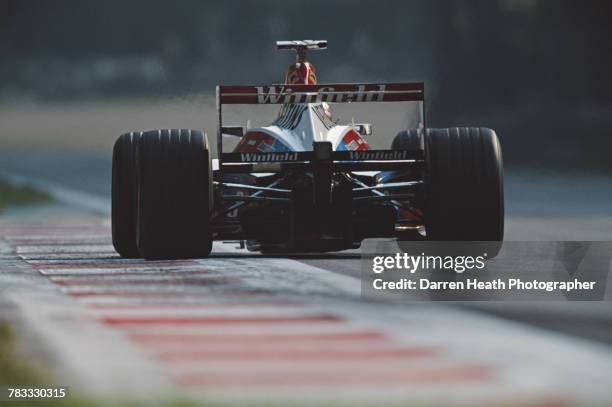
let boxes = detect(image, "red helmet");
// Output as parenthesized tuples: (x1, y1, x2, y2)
(285, 61, 317, 84)
(277, 40, 326, 85)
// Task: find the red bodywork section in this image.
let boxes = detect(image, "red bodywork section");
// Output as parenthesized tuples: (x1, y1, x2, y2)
(340, 129, 370, 151)
(233, 131, 286, 153)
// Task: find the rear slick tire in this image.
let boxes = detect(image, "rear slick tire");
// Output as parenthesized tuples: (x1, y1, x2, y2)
(391, 129, 423, 151)
(111, 132, 141, 258)
(424, 127, 504, 244)
(137, 129, 213, 260)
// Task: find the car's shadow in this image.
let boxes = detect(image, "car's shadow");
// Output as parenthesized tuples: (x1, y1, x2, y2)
(209, 252, 361, 260)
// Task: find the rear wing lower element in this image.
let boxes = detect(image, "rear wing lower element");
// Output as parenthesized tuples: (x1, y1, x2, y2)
(221, 148, 424, 173)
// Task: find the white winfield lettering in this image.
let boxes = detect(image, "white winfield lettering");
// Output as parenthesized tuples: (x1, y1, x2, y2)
(255, 85, 388, 104)
(348, 150, 409, 160)
(256, 86, 283, 104)
(365, 84, 386, 102)
(316, 87, 336, 103)
(354, 85, 386, 102)
(240, 152, 298, 162)
(355, 84, 367, 102)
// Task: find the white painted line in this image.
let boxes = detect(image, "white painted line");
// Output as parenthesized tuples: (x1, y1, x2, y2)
(17, 244, 115, 254)
(38, 265, 218, 275)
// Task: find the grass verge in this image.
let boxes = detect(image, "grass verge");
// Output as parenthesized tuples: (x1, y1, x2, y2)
(0, 177, 52, 211)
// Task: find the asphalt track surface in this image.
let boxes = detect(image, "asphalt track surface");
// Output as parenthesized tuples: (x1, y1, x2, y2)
(1, 150, 612, 404)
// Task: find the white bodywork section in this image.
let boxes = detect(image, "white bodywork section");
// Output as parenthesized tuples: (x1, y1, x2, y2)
(247, 103, 363, 152)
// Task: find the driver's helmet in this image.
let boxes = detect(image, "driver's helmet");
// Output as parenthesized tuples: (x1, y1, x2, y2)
(285, 62, 317, 84)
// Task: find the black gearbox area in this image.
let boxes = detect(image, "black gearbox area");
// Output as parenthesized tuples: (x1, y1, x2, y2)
(238, 172, 396, 252)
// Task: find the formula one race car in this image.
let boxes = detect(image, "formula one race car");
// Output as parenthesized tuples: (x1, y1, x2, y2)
(112, 40, 504, 260)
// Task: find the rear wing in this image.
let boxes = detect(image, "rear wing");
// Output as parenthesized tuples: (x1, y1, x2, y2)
(218, 82, 423, 105)
(216, 82, 425, 168)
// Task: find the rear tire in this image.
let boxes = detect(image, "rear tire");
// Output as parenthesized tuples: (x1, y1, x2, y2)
(112, 132, 141, 258)
(137, 129, 213, 260)
(425, 127, 504, 242)
(391, 129, 423, 151)
(377, 129, 424, 185)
